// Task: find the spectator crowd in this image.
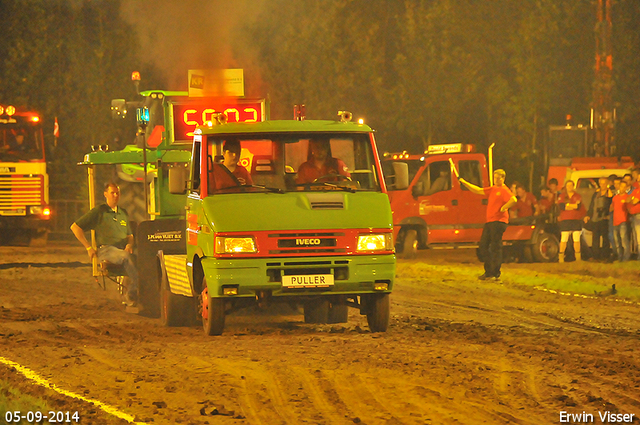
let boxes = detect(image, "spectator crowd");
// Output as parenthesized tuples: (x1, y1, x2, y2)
(508, 168, 640, 262)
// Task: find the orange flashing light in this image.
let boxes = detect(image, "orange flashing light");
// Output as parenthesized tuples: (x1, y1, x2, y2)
(42, 207, 51, 216)
(31, 116, 40, 123)
(131, 71, 141, 81)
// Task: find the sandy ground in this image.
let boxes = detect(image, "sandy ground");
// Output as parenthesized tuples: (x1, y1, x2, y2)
(1, 242, 639, 424)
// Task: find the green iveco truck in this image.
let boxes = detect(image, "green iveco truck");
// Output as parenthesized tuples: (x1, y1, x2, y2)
(81, 87, 395, 335)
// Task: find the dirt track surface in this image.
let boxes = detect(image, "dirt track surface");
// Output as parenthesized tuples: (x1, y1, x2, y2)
(1, 242, 640, 424)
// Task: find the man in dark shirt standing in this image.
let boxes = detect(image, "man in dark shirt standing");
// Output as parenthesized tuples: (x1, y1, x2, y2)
(70, 182, 138, 304)
(459, 169, 517, 281)
(584, 177, 612, 261)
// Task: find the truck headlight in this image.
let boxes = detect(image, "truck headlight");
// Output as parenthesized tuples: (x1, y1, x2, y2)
(215, 236, 257, 254)
(356, 233, 392, 252)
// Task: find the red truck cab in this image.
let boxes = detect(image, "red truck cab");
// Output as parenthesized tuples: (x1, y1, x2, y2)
(383, 144, 558, 262)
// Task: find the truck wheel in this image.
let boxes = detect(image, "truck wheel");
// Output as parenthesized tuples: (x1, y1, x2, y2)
(328, 300, 349, 324)
(365, 293, 389, 332)
(400, 229, 418, 259)
(532, 233, 559, 262)
(202, 283, 225, 335)
(160, 273, 192, 327)
(303, 298, 330, 323)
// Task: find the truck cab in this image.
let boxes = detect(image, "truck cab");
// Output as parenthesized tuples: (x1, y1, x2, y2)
(383, 144, 558, 262)
(383, 145, 488, 249)
(0, 105, 51, 245)
(158, 118, 395, 335)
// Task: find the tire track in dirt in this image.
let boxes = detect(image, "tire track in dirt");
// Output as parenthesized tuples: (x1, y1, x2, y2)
(290, 365, 347, 424)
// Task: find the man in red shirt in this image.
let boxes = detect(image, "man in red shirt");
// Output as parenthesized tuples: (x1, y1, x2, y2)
(296, 139, 351, 184)
(537, 187, 554, 216)
(513, 184, 536, 218)
(209, 140, 253, 192)
(631, 168, 640, 191)
(611, 180, 631, 261)
(459, 169, 517, 280)
(626, 178, 640, 260)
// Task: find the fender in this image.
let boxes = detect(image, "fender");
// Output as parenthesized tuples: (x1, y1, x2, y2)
(157, 250, 195, 297)
(396, 216, 428, 248)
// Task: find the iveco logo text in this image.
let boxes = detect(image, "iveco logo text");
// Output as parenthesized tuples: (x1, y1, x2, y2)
(296, 238, 321, 246)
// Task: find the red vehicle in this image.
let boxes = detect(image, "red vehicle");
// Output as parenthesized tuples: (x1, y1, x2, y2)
(382, 144, 559, 262)
(0, 105, 51, 245)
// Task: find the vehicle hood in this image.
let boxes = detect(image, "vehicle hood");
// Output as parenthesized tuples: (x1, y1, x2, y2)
(202, 191, 392, 232)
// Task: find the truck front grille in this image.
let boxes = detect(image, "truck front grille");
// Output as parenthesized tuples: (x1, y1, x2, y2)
(269, 232, 345, 255)
(0, 175, 43, 215)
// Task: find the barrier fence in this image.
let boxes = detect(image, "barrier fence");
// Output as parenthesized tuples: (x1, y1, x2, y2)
(49, 199, 88, 238)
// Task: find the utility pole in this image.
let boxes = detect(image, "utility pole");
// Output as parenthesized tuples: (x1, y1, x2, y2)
(592, 0, 615, 156)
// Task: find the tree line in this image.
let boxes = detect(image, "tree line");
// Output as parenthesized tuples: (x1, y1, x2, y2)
(0, 0, 163, 199)
(236, 0, 640, 187)
(1, 0, 639, 198)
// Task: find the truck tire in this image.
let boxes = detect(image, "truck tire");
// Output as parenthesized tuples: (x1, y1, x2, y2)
(202, 282, 225, 335)
(303, 298, 329, 323)
(365, 293, 389, 332)
(160, 273, 193, 327)
(117, 181, 147, 224)
(328, 298, 349, 324)
(532, 233, 559, 262)
(400, 229, 418, 260)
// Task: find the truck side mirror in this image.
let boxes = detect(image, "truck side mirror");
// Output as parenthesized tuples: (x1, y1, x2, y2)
(111, 99, 127, 120)
(392, 162, 409, 190)
(412, 182, 424, 198)
(168, 166, 187, 194)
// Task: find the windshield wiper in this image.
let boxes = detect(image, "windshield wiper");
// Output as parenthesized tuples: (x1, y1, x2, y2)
(244, 184, 284, 193)
(214, 184, 284, 194)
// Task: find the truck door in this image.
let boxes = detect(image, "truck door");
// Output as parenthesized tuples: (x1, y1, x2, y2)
(413, 159, 456, 243)
(455, 159, 487, 242)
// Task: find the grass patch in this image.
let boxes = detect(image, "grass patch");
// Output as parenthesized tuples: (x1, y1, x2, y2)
(0, 378, 51, 423)
(397, 259, 640, 303)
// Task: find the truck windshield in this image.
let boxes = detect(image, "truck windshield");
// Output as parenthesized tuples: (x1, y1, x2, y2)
(0, 124, 44, 161)
(206, 133, 380, 194)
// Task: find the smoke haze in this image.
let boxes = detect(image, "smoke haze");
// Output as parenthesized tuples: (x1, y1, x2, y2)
(120, 0, 266, 91)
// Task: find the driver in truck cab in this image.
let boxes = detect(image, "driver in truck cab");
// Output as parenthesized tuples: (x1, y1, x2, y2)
(296, 139, 350, 184)
(209, 140, 253, 191)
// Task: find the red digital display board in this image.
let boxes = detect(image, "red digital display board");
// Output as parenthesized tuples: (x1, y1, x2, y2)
(172, 99, 265, 142)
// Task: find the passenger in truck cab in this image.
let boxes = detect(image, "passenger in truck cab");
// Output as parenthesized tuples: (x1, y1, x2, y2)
(209, 140, 253, 191)
(424, 168, 451, 195)
(296, 139, 350, 184)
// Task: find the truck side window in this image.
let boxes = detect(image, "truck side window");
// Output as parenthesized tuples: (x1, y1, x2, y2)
(190, 141, 201, 193)
(420, 161, 451, 196)
(458, 160, 482, 190)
